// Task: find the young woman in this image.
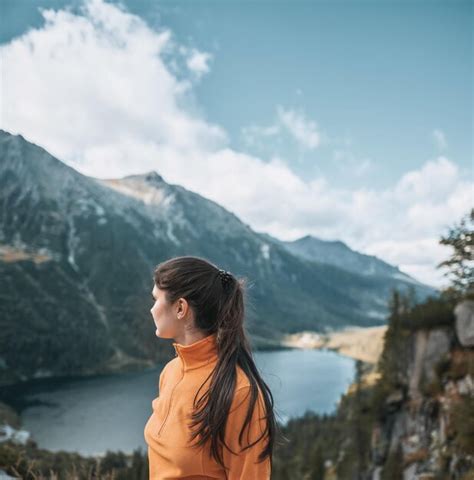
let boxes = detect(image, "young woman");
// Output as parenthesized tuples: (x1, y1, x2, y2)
(144, 255, 278, 479)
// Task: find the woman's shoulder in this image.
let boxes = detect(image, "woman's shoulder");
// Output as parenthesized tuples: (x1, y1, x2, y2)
(235, 364, 250, 390)
(234, 365, 264, 396)
(232, 366, 268, 418)
(227, 368, 269, 441)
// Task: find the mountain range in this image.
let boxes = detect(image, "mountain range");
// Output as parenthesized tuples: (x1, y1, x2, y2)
(0, 129, 437, 386)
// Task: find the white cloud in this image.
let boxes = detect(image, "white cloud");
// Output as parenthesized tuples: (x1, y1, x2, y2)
(395, 156, 458, 200)
(1, 0, 226, 166)
(1, 0, 470, 290)
(432, 128, 448, 150)
(276, 105, 321, 150)
(181, 46, 212, 77)
(241, 105, 322, 151)
(241, 123, 281, 147)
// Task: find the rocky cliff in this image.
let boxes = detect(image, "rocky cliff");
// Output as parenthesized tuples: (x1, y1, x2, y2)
(368, 298, 474, 479)
(267, 293, 473, 479)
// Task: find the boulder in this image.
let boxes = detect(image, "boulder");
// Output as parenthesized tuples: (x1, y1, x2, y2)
(454, 300, 474, 347)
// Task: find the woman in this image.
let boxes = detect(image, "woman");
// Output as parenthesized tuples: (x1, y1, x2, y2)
(144, 255, 278, 479)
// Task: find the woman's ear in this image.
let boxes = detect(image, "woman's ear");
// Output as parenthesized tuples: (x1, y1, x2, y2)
(176, 297, 188, 319)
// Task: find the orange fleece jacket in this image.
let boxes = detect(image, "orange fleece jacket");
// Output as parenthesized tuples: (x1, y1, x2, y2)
(144, 332, 271, 479)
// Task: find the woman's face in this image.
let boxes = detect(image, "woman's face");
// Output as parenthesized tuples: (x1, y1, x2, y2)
(150, 285, 178, 339)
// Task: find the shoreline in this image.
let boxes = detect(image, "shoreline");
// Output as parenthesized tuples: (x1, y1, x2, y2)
(280, 325, 388, 365)
(1, 325, 388, 393)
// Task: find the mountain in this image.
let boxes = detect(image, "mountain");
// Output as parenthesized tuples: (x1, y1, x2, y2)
(0, 130, 437, 386)
(278, 234, 428, 286)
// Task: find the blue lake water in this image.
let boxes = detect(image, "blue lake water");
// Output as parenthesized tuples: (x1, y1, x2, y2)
(6, 348, 355, 456)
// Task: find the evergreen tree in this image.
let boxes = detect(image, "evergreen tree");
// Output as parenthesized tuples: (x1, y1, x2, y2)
(353, 360, 365, 480)
(437, 208, 474, 296)
(377, 288, 406, 390)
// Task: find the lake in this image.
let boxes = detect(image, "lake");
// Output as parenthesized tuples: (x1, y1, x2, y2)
(3, 347, 355, 456)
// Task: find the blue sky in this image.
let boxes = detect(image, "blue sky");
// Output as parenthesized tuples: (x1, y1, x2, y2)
(0, 0, 472, 287)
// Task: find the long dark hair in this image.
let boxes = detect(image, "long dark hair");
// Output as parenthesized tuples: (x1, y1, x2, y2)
(153, 255, 280, 474)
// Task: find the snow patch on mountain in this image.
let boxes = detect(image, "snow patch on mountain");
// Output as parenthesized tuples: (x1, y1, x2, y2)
(261, 242, 271, 260)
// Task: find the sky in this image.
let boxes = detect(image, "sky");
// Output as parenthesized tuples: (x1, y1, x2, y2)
(0, 0, 472, 288)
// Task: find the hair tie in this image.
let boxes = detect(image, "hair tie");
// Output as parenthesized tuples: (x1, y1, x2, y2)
(217, 268, 233, 290)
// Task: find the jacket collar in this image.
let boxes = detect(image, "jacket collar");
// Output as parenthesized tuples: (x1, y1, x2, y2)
(172, 332, 218, 371)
